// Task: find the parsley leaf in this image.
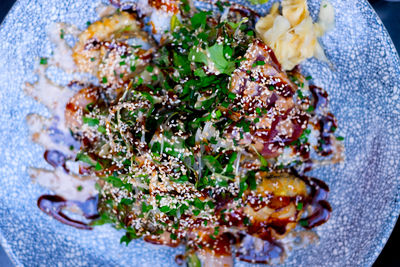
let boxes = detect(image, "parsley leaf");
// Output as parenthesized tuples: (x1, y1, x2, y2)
(189, 48, 208, 65)
(142, 202, 153, 213)
(76, 152, 96, 167)
(194, 68, 206, 77)
(40, 58, 48, 65)
(104, 176, 124, 188)
(83, 117, 99, 127)
(207, 44, 236, 75)
(191, 11, 209, 29)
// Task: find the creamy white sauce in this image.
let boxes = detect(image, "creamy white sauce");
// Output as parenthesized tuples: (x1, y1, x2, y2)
(48, 23, 79, 73)
(24, 66, 74, 128)
(199, 251, 233, 267)
(26, 113, 78, 157)
(29, 167, 96, 202)
(96, 4, 118, 18)
(25, 23, 97, 202)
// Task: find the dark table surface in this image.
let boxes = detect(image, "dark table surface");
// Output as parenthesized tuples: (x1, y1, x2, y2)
(0, 0, 399, 266)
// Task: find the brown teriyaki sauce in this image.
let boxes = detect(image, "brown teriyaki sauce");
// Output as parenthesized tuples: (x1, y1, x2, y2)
(310, 85, 338, 157)
(300, 176, 332, 229)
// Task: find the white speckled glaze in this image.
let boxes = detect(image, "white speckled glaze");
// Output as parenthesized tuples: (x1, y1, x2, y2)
(0, 0, 399, 266)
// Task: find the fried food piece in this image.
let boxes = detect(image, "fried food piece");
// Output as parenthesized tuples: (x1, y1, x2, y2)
(226, 40, 309, 158)
(243, 171, 307, 240)
(72, 12, 153, 87)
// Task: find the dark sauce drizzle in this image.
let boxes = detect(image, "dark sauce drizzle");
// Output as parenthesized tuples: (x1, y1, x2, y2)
(310, 85, 338, 156)
(38, 195, 99, 230)
(300, 176, 332, 228)
(42, 150, 99, 229)
(44, 150, 67, 168)
(174, 254, 186, 265)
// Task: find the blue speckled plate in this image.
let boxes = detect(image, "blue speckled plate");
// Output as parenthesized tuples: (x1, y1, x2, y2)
(0, 0, 399, 266)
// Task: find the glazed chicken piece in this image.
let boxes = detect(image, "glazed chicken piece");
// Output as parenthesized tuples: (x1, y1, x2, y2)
(72, 12, 153, 88)
(186, 171, 310, 266)
(238, 171, 308, 264)
(242, 171, 307, 240)
(216, 171, 307, 241)
(225, 39, 309, 158)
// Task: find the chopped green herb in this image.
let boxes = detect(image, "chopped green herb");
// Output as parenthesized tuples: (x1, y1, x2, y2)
(193, 209, 201, 216)
(188, 48, 208, 65)
(83, 117, 99, 127)
(297, 202, 303, 211)
(208, 43, 236, 75)
(187, 253, 201, 267)
(95, 162, 102, 171)
(120, 198, 134, 205)
(40, 57, 48, 65)
(194, 68, 206, 77)
(76, 152, 96, 167)
(297, 89, 304, 99)
(228, 92, 236, 100)
(159, 206, 171, 213)
(193, 198, 205, 210)
(259, 155, 268, 167)
(299, 219, 309, 227)
(104, 175, 124, 188)
(191, 11, 209, 29)
(174, 175, 188, 183)
(146, 65, 154, 72)
(170, 14, 182, 31)
(142, 202, 153, 213)
(98, 125, 106, 134)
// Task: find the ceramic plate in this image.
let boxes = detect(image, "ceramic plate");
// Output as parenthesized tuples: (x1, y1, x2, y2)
(0, 0, 399, 266)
